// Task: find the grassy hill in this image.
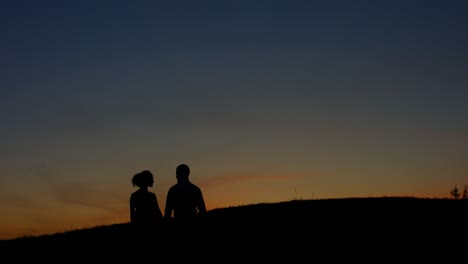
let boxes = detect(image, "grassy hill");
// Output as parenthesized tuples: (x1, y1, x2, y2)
(2, 197, 466, 260)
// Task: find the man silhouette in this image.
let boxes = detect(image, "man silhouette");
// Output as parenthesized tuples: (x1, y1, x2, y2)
(164, 164, 206, 222)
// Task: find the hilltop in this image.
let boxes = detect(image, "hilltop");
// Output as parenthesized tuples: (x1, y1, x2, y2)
(2, 197, 466, 260)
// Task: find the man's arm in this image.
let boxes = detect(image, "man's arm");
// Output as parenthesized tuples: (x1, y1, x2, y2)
(164, 190, 173, 219)
(197, 189, 207, 215)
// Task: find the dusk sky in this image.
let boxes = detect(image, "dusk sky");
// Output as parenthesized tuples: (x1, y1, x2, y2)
(1, 1, 467, 240)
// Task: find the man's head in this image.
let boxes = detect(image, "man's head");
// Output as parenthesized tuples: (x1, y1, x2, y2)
(176, 164, 190, 180)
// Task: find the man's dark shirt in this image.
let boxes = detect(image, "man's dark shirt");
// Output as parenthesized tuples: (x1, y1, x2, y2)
(164, 179, 206, 220)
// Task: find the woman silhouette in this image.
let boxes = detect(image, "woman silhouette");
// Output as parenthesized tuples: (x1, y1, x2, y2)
(130, 170, 163, 228)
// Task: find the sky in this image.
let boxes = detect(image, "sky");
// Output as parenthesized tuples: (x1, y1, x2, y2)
(1, 1, 468, 240)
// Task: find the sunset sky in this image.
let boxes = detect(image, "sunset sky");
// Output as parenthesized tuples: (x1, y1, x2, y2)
(1, 1, 467, 240)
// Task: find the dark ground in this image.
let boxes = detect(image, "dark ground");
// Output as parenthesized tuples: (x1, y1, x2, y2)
(2, 197, 466, 261)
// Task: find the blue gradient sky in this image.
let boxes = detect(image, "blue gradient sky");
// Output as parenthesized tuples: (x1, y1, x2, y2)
(1, 1, 467, 239)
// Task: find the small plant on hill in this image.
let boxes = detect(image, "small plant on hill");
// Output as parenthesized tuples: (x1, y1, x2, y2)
(450, 186, 460, 199)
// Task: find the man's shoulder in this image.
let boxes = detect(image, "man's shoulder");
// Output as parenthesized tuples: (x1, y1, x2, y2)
(168, 184, 179, 191)
(188, 182, 202, 192)
(191, 182, 201, 189)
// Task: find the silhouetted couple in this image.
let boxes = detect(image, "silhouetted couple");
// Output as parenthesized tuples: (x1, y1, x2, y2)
(130, 163, 206, 230)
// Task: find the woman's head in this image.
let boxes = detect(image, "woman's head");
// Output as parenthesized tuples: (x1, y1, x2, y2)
(132, 170, 154, 188)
